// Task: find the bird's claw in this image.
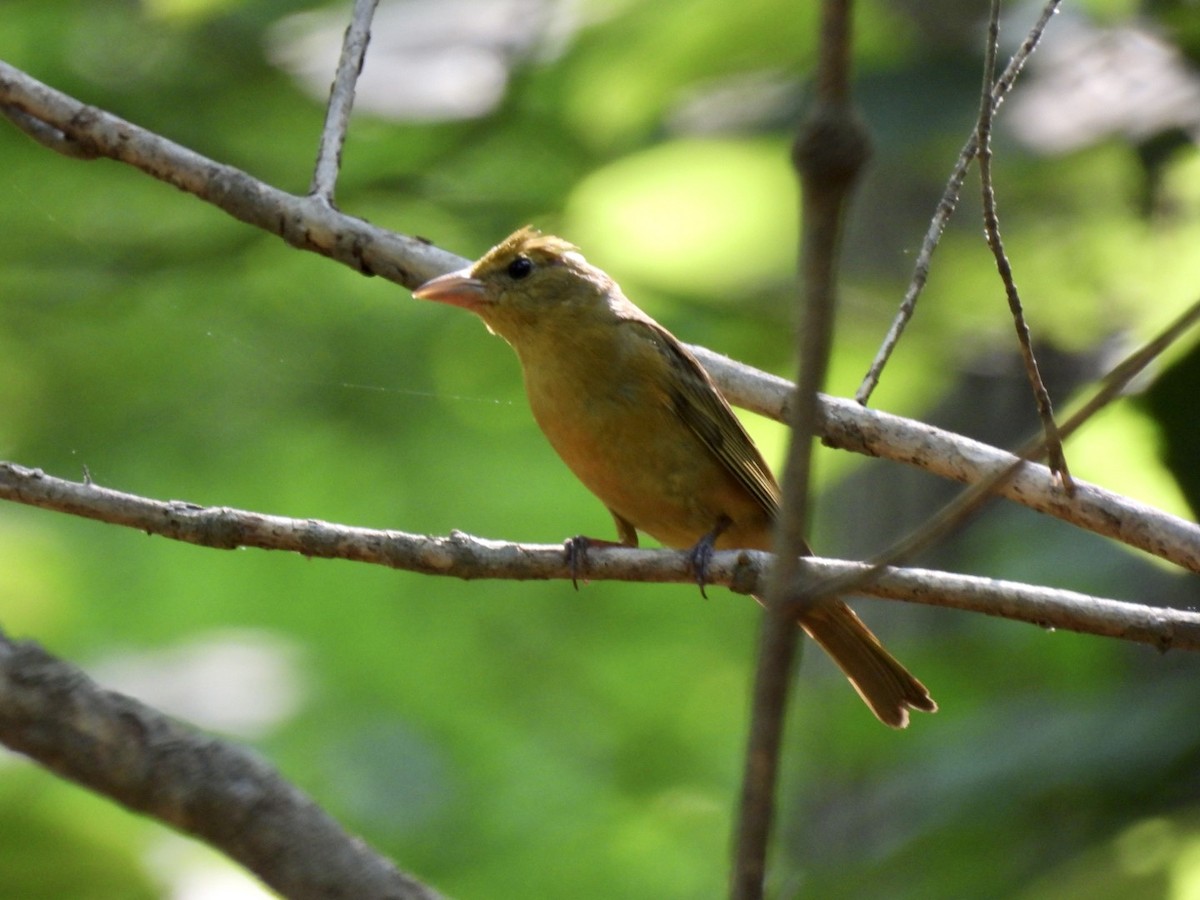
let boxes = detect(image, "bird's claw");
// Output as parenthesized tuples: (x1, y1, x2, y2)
(687, 515, 731, 600)
(564, 536, 590, 591)
(689, 539, 715, 599)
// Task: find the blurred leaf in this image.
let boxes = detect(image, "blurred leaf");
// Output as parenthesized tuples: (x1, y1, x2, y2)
(564, 138, 797, 296)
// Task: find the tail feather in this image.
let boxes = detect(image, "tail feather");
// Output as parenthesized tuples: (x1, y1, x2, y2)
(799, 600, 936, 729)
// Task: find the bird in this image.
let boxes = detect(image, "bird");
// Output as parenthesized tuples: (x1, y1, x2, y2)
(413, 227, 935, 728)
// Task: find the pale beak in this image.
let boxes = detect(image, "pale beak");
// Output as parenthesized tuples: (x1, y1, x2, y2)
(412, 269, 489, 311)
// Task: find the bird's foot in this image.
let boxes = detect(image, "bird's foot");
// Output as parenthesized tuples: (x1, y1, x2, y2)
(564, 536, 625, 590)
(687, 515, 732, 600)
(564, 536, 589, 590)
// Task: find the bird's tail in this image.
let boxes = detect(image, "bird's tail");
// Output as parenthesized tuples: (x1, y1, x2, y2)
(798, 600, 936, 728)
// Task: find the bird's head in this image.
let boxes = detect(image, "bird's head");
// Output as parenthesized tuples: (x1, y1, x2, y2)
(413, 227, 621, 346)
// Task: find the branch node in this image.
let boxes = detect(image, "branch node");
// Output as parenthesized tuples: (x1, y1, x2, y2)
(792, 102, 871, 193)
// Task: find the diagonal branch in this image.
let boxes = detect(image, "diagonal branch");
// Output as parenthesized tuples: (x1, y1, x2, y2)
(977, 0, 1072, 490)
(690, 349, 1200, 574)
(0, 629, 442, 900)
(0, 59, 461, 288)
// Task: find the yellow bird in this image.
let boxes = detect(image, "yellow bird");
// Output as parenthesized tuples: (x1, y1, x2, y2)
(414, 227, 935, 728)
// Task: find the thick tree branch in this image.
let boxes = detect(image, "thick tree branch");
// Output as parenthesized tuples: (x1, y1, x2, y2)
(2, 463, 1196, 650)
(0, 630, 442, 900)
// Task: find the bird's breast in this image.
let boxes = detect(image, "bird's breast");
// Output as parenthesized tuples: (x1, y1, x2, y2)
(515, 327, 770, 549)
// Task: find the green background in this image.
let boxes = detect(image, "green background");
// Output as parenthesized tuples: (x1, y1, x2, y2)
(3, 0, 1200, 897)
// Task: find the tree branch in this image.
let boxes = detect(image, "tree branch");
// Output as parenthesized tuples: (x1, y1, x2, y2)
(308, 0, 379, 203)
(689, 350, 1200, 575)
(2, 462, 1196, 650)
(0, 59, 461, 288)
(732, 0, 870, 894)
(0, 629, 442, 900)
(976, 0, 1072, 489)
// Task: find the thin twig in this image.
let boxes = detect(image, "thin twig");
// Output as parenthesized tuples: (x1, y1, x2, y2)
(732, 1, 869, 896)
(1064, 305, 1200, 432)
(977, 0, 1073, 491)
(855, 0, 1065, 404)
(0, 102, 99, 158)
(309, 0, 379, 203)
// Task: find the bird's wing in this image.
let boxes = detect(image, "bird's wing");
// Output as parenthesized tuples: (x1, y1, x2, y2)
(634, 317, 781, 519)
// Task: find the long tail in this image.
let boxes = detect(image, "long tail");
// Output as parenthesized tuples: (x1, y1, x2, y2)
(798, 600, 936, 728)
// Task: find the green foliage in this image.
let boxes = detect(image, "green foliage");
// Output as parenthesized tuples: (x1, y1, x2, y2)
(3, 0, 1200, 897)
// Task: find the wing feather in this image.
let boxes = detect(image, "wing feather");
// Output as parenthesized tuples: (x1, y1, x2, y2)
(634, 317, 781, 519)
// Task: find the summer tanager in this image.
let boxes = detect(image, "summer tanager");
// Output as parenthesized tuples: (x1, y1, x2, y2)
(414, 227, 935, 728)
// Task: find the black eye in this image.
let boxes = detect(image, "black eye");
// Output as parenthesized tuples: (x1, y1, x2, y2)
(507, 256, 533, 280)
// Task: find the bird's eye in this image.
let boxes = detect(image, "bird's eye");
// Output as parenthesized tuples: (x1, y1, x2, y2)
(507, 256, 533, 280)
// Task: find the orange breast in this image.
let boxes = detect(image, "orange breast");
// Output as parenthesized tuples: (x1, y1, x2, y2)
(518, 330, 772, 551)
